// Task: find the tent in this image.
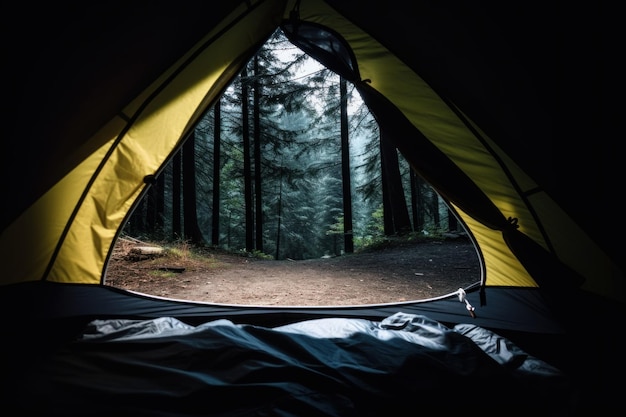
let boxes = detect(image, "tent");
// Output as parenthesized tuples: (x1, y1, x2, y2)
(1, 0, 622, 414)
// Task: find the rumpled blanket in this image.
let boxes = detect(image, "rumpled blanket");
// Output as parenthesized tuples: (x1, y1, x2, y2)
(14, 312, 572, 416)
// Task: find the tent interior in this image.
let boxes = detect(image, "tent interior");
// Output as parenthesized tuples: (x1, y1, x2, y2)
(1, 0, 623, 415)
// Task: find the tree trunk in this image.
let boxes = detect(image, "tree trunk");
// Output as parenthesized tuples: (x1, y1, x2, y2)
(241, 66, 254, 252)
(416, 176, 427, 232)
(340, 77, 354, 253)
(409, 168, 418, 232)
(146, 182, 157, 232)
(380, 153, 394, 236)
(182, 131, 204, 244)
(380, 129, 412, 235)
(448, 207, 458, 232)
(253, 56, 264, 253)
(212, 101, 221, 246)
(172, 149, 182, 240)
(129, 198, 146, 236)
(432, 192, 441, 230)
(275, 178, 283, 260)
(154, 171, 165, 240)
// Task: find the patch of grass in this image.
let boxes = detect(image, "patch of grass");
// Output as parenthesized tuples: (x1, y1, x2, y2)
(149, 270, 177, 278)
(247, 249, 274, 260)
(164, 245, 192, 261)
(141, 240, 226, 271)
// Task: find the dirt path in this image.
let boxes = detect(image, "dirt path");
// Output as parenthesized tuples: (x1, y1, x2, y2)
(105, 237, 482, 306)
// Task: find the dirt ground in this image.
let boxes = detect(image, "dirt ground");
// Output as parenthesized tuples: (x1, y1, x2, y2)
(105, 235, 481, 306)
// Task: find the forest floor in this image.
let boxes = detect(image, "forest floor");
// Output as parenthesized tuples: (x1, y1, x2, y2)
(105, 234, 482, 306)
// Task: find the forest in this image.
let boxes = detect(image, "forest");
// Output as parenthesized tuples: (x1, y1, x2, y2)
(124, 29, 462, 260)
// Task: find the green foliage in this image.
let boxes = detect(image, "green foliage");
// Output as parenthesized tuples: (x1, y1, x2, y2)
(149, 270, 177, 279)
(353, 206, 385, 248)
(326, 215, 345, 236)
(420, 225, 448, 239)
(235, 248, 274, 260)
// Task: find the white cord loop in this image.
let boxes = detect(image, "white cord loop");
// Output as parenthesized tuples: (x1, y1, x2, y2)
(456, 288, 476, 318)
